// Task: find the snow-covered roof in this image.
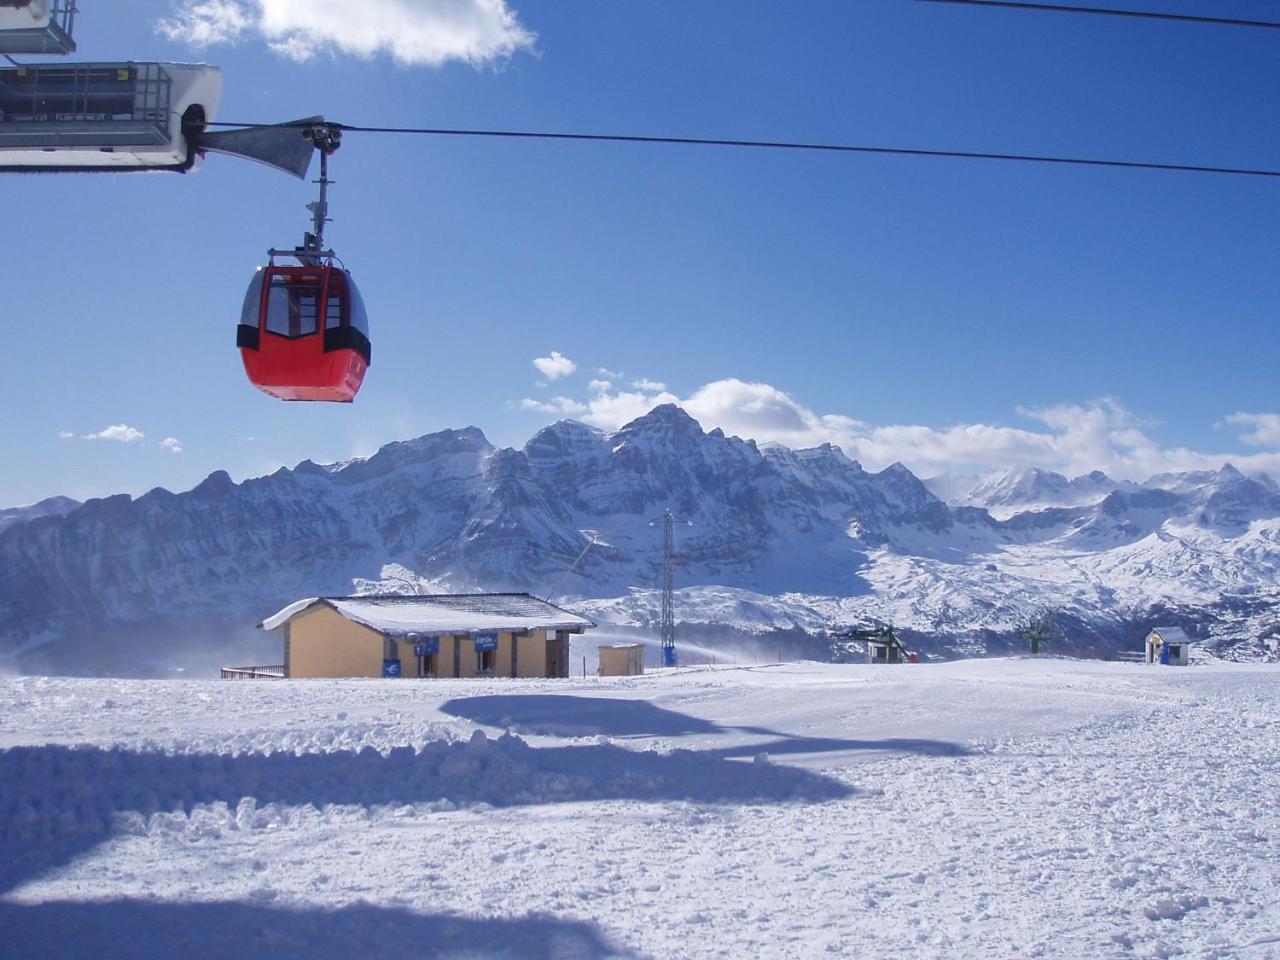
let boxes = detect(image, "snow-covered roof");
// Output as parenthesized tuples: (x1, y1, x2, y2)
(1147, 626, 1194, 645)
(260, 594, 595, 636)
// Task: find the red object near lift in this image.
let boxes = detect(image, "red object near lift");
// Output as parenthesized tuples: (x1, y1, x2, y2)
(236, 258, 371, 402)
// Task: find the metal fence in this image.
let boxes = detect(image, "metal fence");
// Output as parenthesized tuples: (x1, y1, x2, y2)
(219, 665, 286, 680)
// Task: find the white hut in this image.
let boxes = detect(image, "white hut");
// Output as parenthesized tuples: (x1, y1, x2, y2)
(1145, 626, 1192, 666)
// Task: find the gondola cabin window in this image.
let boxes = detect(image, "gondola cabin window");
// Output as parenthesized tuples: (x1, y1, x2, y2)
(265, 275, 319, 338)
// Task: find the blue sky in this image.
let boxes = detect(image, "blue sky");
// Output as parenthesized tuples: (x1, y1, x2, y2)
(4, 0, 1279, 506)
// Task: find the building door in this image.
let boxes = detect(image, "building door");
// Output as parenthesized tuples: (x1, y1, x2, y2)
(547, 635, 567, 678)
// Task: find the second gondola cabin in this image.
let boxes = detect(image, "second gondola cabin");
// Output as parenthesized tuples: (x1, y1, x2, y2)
(237, 258, 371, 402)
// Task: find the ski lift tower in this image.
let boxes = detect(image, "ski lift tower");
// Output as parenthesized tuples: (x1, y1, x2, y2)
(649, 510, 690, 668)
(0, 1, 326, 177)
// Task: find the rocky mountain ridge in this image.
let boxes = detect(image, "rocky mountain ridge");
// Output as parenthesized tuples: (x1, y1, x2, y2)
(2, 404, 1277, 673)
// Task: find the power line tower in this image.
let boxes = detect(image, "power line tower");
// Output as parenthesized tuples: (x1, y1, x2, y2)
(650, 509, 688, 668)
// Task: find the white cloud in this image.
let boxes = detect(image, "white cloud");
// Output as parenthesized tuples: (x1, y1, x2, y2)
(580, 388, 681, 431)
(532, 351, 577, 381)
(161, 437, 184, 454)
(1222, 413, 1280, 448)
(156, 0, 251, 45)
(158, 0, 536, 67)
(597, 368, 623, 379)
(518, 396, 587, 415)
(57, 431, 74, 440)
(513, 375, 1280, 481)
(588, 379, 612, 393)
(632, 378, 667, 392)
(82, 425, 145, 444)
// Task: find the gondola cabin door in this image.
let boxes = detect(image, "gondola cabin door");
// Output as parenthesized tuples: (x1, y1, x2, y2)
(237, 261, 371, 402)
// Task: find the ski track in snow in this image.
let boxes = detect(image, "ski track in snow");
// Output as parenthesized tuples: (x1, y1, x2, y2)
(0, 660, 1277, 959)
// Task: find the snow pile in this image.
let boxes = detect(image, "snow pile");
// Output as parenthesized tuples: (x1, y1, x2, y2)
(0, 728, 845, 849)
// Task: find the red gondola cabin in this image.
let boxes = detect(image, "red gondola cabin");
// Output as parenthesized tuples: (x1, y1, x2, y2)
(237, 261, 371, 402)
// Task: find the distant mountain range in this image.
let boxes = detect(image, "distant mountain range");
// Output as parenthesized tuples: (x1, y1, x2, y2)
(2, 404, 1277, 674)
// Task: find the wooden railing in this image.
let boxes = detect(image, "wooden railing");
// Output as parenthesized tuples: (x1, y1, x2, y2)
(219, 664, 286, 680)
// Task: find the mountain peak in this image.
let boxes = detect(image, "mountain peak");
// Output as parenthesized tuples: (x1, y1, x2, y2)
(524, 419, 605, 459)
(192, 470, 235, 498)
(616, 404, 704, 435)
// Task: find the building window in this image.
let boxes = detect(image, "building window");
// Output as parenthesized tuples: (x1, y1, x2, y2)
(477, 649, 496, 674)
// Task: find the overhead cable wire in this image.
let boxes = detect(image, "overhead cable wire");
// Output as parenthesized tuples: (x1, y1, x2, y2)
(913, 0, 1280, 30)
(205, 120, 1280, 180)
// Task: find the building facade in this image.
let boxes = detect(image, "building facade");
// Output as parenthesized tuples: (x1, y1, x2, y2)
(1145, 626, 1192, 666)
(260, 594, 593, 679)
(598, 643, 645, 676)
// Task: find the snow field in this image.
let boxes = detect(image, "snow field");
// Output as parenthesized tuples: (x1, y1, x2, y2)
(1, 660, 1278, 959)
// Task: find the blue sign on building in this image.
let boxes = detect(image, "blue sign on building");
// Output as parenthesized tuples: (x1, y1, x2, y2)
(382, 659, 402, 678)
(413, 638, 440, 657)
(474, 633, 499, 652)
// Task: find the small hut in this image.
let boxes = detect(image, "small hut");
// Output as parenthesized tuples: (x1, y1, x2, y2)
(1145, 626, 1192, 666)
(599, 643, 645, 676)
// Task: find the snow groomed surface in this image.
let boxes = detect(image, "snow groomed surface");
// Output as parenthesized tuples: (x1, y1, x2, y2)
(1, 659, 1277, 958)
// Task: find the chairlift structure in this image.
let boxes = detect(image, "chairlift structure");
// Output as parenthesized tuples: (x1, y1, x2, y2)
(831, 624, 913, 664)
(0, 59, 223, 172)
(0, 0, 76, 55)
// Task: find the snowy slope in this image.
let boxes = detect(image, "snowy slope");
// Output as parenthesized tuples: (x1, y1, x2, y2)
(2, 405, 1278, 673)
(1, 660, 1277, 959)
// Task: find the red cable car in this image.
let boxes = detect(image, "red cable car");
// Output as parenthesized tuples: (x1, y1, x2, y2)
(233, 123, 371, 402)
(236, 256, 370, 402)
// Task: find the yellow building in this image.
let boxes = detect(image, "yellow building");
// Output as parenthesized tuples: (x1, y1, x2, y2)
(598, 643, 645, 676)
(258, 594, 594, 679)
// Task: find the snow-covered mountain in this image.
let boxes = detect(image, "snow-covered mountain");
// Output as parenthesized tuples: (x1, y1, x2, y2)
(925, 467, 1125, 518)
(2, 405, 1277, 673)
(0, 495, 79, 534)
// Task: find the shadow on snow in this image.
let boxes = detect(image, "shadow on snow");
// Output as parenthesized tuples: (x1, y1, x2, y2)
(0, 720, 856, 896)
(0, 696, 965, 949)
(440, 695, 971, 761)
(439, 694, 722, 738)
(0, 899, 635, 960)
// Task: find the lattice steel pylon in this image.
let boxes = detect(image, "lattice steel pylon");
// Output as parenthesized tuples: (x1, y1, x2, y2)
(650, 509, 688, 668)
